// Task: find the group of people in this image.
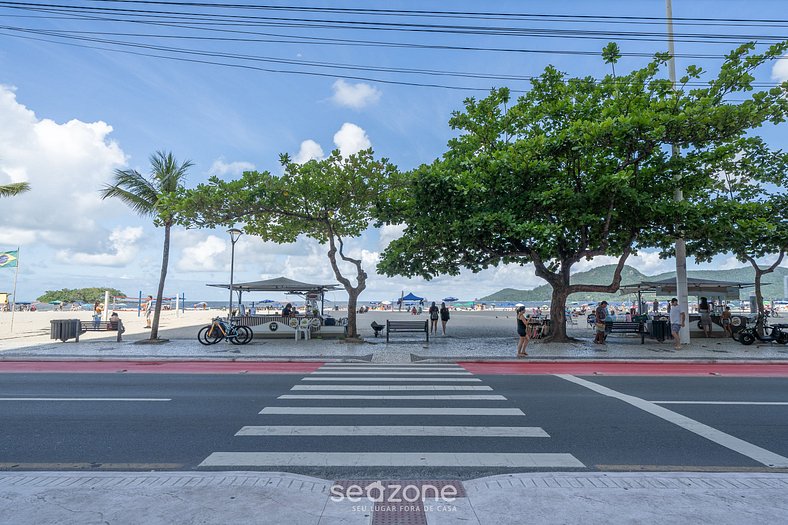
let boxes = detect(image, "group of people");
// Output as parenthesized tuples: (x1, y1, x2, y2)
(427, 302, 451, 336)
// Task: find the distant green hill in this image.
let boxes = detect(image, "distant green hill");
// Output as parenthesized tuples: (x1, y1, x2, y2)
(480, 264, 788, 302)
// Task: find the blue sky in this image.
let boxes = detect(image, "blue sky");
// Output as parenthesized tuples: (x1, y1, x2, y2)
(1, 0, 787, 304)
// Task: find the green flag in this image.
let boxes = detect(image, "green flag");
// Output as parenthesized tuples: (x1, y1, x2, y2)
(0, 250, 18, 268)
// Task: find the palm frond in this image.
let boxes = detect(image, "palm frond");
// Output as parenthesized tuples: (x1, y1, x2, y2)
(99, 169, 158, 217)
(0, 182, 31, 198)
(151, 151, 194, 193)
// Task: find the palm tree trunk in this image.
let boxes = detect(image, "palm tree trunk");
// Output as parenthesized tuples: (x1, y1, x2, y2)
(150, 223, 171, 340)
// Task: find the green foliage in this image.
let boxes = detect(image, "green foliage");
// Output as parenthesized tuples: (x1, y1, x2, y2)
(37, 288, 125, 304)
(100, 151, 194, 226)
(0, 182, 30, 198)
(376, 41, 788, 340)
(179, 149, 400, 338)
(99, 150, 193, 340)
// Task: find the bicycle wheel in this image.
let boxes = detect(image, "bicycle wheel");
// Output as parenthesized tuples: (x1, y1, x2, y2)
(199, 324, 223, 345)
(230, 325, 253, 345)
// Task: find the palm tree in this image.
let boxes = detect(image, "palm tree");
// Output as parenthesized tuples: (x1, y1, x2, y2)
(0, 182, 30, 197)
(100, 151, 193, 341)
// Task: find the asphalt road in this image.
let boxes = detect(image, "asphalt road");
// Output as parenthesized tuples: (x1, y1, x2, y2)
(1, 366, 787, 480)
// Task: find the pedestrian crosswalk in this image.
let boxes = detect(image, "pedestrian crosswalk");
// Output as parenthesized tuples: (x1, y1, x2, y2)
(198, 362, 584, 470)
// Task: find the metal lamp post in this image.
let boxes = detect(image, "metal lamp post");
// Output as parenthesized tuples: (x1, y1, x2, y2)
(227, 228, 243, 320)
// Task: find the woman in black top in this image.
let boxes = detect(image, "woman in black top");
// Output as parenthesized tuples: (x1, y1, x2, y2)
(439, 302, 451, 335)
(428, 302, 439, 335)
(516, 306, 529, 357)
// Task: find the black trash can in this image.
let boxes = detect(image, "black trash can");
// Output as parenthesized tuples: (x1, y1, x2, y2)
(649, 318, 669, 342)
(50, 319, 80, 342)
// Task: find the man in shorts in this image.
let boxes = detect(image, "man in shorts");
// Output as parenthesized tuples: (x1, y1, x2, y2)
(669, 297, 685, 350)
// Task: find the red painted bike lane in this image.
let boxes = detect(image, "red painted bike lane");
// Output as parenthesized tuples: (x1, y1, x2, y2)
(458, 361, 788, 377)
(1, 360, 787, 376)
(0, 361, 324, 374)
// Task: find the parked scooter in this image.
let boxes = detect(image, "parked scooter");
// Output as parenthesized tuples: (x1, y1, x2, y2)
(736, 314, 788, 345)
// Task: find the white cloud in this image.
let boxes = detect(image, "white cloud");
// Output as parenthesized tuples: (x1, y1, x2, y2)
(331, 79, 382, 109)
(772, 54, 788, 82)
(378, 224, 406, 251)
(0, 84, 127, 246)
(56, 226, 143, 267)
(210, 159, 255, 177)
(333, 123, 371, 157)
(293, 139, 325, 164)
(176, 234, 227, 272)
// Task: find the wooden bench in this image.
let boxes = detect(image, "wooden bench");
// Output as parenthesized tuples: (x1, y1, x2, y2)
(386, 320, 429, 342)
(604, 321, 647, 344)
(78, 320, 125, 342)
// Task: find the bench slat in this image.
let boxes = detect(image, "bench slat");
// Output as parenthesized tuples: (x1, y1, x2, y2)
(386, 320, 429, 342)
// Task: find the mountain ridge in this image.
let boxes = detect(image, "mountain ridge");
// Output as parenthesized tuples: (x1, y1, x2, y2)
(480, 264, 788, 302)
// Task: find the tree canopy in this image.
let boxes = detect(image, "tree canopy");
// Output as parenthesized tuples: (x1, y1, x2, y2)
(678, 137, 788, 326)
(179, 149, 399, 339)
(37, 288, 125, 304)
(377, 42, 788, 341)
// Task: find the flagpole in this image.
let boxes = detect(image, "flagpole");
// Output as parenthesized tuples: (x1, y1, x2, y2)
(10, 246, 19, 333)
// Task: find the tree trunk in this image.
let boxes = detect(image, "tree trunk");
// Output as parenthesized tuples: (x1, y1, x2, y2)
(150, 223, 170, 340)
(346, 291, 360, 338)
(545, 278, 571, 343)
(326, 231, 366, 340)
(745, 251, 785, 336)
(754, 268, 765, 335)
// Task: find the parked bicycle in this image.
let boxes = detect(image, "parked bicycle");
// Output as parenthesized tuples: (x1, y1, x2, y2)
(197, 317, 253, 346)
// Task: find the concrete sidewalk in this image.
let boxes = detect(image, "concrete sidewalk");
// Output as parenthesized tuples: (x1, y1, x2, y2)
(1, 471, 786, 524)
(1, 332, 787, 363)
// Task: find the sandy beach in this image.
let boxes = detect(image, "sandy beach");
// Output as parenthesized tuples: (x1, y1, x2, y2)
(0, 309, 219, 346)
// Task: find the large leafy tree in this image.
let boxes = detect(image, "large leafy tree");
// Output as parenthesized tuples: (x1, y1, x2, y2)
(100, 151, 194, 341)
(179, 149, 399, 339)
(377, 42, 788, 342)
(681, 138, 788, 332)
(0, 182, 30, 198)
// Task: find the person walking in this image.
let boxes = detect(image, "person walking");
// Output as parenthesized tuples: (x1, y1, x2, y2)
(428, 302, 439, 335)
(439, 302, 450, 336)
(698, 297, 712, 338)
(144, 295, 153, 328)
(669, 297, 686, 350)
(594, 301, 608, 344)
(516, 306, 529, 356)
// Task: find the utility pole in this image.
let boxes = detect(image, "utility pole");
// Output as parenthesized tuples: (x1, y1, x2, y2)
(666, 0, 690, 345)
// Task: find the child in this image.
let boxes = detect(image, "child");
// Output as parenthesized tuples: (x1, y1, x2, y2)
(721, 306, 733, 338)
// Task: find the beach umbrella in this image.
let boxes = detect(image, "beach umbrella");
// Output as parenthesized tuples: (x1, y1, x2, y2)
(442, 296, 458, 302)
(515, 303, 525, 308)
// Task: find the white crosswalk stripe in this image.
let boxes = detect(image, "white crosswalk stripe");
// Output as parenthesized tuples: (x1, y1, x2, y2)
(302, 377, 482, 382)
(260, 406, 525, 416)
(199, 452, 583, 468)
(236, 425, 550, 437)
(278, 394, 507, 400)
(200, 362, 584, 470)
(291, 385, 494, 391)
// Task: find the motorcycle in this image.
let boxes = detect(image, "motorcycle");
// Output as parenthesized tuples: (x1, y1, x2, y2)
(736, 314, 788, 345)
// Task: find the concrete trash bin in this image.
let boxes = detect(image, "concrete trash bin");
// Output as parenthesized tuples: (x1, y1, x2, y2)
(50, 319, 80, 342)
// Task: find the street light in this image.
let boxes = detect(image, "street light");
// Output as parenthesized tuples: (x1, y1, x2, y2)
(227, 228, 243, 319)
